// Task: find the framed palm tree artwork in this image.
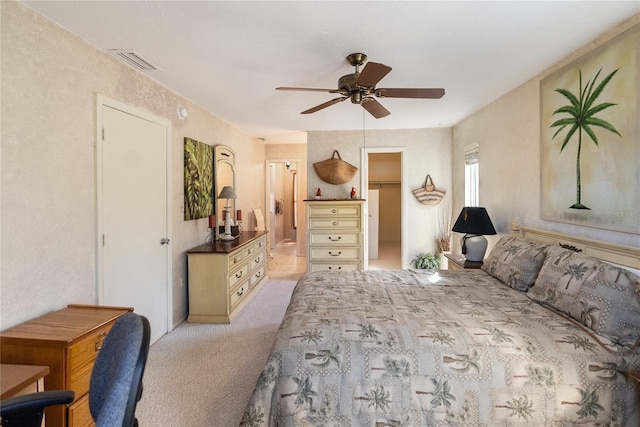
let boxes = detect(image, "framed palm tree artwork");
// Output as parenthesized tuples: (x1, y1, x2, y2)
(540, 23, 639, 235)
(184, 137, 213, 220)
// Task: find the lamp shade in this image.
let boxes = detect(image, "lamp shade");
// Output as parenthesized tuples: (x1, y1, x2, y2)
(452, 207, 496, 235)
(217, 186, 236, 199)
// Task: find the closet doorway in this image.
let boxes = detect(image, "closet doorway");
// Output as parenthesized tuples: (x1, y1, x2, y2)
(266, 160, 299, 249)
(361, 148, 407, 269)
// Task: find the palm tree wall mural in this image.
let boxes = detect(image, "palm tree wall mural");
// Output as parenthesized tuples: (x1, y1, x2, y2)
(540, 23, 639, 235)
(549, 67, 621, 210)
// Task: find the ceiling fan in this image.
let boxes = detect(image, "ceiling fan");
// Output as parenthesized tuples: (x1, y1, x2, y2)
(276, 53, 445, 119)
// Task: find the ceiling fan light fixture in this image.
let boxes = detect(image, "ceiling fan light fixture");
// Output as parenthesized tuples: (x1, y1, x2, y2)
(277, 52, 446, 119)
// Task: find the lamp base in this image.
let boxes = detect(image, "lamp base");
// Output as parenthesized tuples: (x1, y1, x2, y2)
(219, 233, 236, 241)
(462, 234, 488, 262)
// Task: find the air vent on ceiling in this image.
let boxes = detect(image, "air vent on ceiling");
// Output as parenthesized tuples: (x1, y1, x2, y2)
(108, 49, 159, 70)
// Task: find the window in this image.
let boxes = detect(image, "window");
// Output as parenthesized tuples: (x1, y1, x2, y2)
(464, 143, 479, 207)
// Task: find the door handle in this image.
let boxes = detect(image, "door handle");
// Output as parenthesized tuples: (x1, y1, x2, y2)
(160, 238, 171, 245)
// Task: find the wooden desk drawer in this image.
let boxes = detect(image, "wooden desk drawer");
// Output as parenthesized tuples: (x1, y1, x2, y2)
(67, 393, 92, 427)
(309, 218, 360, 229)
(229, 264, 249, 289)
(309, 247, 360, 261)
(67, 322, 112, 397)
(230, 282, 249, 308)
(308, 205, 361, 217)
(309, 232, 360, 245)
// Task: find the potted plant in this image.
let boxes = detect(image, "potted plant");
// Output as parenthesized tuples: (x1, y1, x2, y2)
(411, 253, 440, 270)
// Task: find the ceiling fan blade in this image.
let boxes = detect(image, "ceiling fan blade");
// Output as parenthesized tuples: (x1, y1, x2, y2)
(361, 97, 390, 119)
(301, 97, 348, 114)
(356, 62, 392, 88)
(276, 87, 340, 93)
(376, 88, 445, 99)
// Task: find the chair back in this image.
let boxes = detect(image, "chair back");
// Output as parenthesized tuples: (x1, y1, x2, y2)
(89, 312, 150, 427)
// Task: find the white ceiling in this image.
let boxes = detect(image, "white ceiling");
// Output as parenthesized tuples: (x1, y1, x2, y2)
(22, 1, 639, 144)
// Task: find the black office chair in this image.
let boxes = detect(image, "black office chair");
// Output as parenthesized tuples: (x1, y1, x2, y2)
(0, 312, 151, 427)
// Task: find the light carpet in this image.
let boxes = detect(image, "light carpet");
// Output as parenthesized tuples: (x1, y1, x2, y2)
(136, 279, 297, 427)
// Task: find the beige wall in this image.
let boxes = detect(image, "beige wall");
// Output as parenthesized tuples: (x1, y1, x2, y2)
(307, 128, 453, 265)
(1, 2, 266, 330)
(453, 14, 639, 250)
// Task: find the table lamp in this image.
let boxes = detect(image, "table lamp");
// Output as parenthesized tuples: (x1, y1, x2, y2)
(217, 186, 237, 241)
(452, 207, 496, 262)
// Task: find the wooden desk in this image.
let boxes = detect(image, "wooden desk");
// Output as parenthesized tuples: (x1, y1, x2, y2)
(1, 305, 132, 427)
(1, 363, 50, 399)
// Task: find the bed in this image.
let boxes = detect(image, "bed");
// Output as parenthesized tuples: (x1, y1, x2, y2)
(242, 228, 640, 426)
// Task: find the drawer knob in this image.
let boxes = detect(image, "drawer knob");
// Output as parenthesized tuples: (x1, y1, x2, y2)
(237, 288, 244, 297)
(254, 257, 261, 264)
(331, 209, 337, 214)
(328, 266, 342, 270)
(235, 271, 244, 279)
(255, 271, 261, 278)
(332, 221, 338, 227)
(329, 251, 342, 257)
(328, 236, 341, 241)
(95, 331, 107, 352)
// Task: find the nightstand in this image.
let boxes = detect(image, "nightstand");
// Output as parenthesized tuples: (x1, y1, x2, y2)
(444, 253, 483, 270)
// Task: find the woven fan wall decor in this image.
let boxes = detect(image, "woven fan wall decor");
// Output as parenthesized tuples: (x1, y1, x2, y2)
(313, 150, 358, 185)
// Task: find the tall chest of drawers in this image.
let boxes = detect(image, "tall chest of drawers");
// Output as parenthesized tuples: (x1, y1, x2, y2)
(0, 305, 133, 427)
(187, 231, 268, 323)
(305, 200, 365, 272)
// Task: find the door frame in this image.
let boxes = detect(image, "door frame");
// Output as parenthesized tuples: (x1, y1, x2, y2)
(360, 147, 408, 268)
(95, 94, 173, 332)
(264, 158, 301, 250)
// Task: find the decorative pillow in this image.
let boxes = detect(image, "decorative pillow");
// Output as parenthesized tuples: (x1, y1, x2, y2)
(527, 245, 640, 351)
(481, 235, 549, 291)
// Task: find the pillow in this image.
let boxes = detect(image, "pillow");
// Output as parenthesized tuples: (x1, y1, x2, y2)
(527, 245, 640, 351)
(481, 235, 549, 291)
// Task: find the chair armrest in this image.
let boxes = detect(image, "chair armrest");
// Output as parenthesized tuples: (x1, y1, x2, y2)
(1, 389, 75, 415)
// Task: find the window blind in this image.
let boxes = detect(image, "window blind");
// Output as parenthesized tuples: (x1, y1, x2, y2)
(464, 143, 479, 165)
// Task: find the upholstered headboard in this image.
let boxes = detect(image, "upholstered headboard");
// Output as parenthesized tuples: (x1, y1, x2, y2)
(518, 226, 640, 271)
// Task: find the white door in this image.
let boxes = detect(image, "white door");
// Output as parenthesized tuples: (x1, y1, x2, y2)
(368, 190, 379, 260)
(100, 103, 170, 344)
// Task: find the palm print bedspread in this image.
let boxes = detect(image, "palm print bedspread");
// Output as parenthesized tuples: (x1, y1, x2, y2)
(242, 269, 639, 426)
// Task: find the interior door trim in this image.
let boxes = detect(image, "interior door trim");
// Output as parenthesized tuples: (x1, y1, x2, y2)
(95, 94, 173, 332)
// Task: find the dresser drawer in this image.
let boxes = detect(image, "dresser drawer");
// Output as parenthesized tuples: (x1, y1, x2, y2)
(249, 250, 265, 270)
(250, 265, 266, 287)
(309, 263, 360, 272)
(67, 322, 113, 397)
(228, 250, 245, 269)
(245, 236, 266, 257)
(309, 232, 360, 245)
(309, 247, 360, 261)
(309, 218, 360, 230)
(230, 282, 249, 308)
(308, 205, 361, 217)
(229, 264, 249, 289)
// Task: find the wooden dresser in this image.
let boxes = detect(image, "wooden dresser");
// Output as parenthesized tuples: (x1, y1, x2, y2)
(0, 304, 133, 427)
(305, 199, 365, 272)
(187, 231, 268, 323)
